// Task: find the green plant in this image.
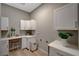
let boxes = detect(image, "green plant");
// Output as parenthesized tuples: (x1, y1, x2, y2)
(10, 28, 15, 32)
(58, 32, 73, 39)
(10, 27, 16, 36)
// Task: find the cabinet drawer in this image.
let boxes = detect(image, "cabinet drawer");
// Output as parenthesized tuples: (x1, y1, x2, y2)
(55, 48, 73, 56)
(49, 47, 73, 56)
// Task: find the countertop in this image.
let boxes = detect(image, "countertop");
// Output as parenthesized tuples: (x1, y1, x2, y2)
(48, 40, 79, 56)
(0, 35, 35, 41)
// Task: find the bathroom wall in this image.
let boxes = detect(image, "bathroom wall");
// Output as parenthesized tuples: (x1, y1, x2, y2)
(0, 3, 1, 37)
(1, 3, 78, 52)
(0, 3, 1, 16)
(78, 4, 79, 48)
(1, 4, 30, 35)
(31, 3, 66, 52)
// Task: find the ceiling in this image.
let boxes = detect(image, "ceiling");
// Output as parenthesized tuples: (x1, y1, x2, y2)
(5, 3, 42, 13)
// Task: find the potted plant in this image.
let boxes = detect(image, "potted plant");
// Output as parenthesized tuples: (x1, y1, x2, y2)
(58, 32, 73, 46)
(10, 27, 16, 36)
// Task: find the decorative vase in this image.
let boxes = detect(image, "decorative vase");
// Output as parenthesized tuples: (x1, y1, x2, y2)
(60, 39, 68, 46)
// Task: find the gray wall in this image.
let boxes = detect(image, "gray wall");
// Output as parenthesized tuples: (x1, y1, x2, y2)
(0, 3, 1, 16)
(31, 3, 66, 52)
(0, 3, 1, 37)
(78, 4, 79, 49)
(0, 3, 78, 51)
(1, 4, 30, 35)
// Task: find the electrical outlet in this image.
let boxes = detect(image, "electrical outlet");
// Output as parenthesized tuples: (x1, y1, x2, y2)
(40, 39, 42, 42)
(46, 41, 48, 43)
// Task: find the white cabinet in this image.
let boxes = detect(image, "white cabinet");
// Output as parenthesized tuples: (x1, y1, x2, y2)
(21, 37, 29, 49)
(21, 36, 36, 50)
(20, 20, 36, 30)
(49, 47, 72, 56)
(0, 17, 9, 30)
(20, 20, 25, 30)
(48, 40, 79, 56)
(20, 20, 31, 30)
(54, 4, 78, 30)
(0, 40, 9, 56)
(25, 20, 31, 30)
(30, 20, 36, 30)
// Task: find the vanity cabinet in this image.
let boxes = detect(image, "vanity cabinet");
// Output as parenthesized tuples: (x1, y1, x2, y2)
(0, 40, 9, 56)
(21, 36, 36, 50)
(0, 17, 9, 30)
(48, 40, 79, 56)
(54, 4, 78, 30)
(49, 47, 73, 56)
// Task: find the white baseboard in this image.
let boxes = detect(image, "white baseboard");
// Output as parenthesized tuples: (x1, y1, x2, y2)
(38, 48, 48, 55)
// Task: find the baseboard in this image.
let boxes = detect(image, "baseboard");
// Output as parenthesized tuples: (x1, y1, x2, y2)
(38, 48, 48, 55)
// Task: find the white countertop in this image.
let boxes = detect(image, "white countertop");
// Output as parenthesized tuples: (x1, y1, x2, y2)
(48, 40, 79, 56)
(0, 35, 35, 41)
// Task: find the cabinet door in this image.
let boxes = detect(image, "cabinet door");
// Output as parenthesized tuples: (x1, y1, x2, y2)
(20, 20, 25, 30)
(1, 17, 9, 30)
(0, 40, 9, 56)
(20, 20, 31, 30)
(54, 4, 78, 30)
(30, 20, 36, 30)
(21, 37, 29, 49)
(26, 37, 29, 49)
(25, 20, 31, 30)
(21, 37, 27, 49)
(49, 47, 59, 56)
(49, 47, 73, 56)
